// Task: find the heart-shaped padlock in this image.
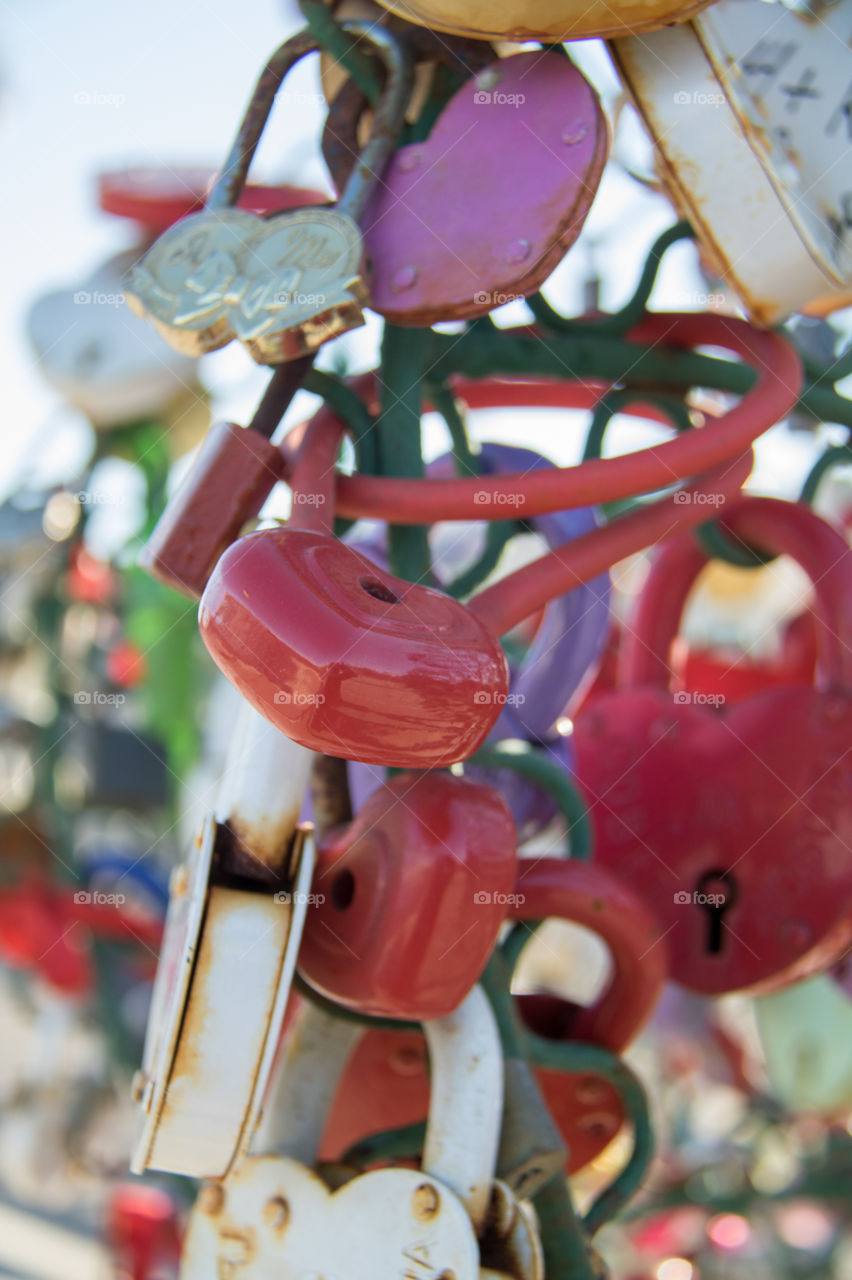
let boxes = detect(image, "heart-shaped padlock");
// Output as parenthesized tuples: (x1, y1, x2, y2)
(181, 986, 508, 1279)
(297, 769, 517, 1019)
(326, 51, 606, 325)
(124, 23, 412, 363)
(574, 497, 852, 996)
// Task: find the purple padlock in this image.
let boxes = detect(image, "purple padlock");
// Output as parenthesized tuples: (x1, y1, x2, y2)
(358, 51, 608, 326)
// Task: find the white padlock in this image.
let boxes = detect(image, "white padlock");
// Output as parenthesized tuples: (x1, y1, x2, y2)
(612, 0, 852, 322)
(181, 987, 545, 1280)
(131, 703, 315, 1178)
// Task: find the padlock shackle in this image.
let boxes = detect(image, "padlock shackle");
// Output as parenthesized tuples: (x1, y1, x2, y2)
(209, 22, 412, 224)
(620, 497, 852, 691)
(509, 859, 667, 1052)
(287, 404, 344, 534)
(422, 984, 503, 1233)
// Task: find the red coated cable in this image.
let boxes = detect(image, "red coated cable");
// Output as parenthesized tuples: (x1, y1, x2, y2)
(320, 314, 799, 523)
(470, 451, 753, 636)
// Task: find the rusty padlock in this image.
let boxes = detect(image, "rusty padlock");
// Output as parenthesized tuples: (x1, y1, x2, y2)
(132, 702, 315, 1178)
(124, 23, 411, 363)
(326, 50, 606, 325)
(574, 497, 852, 996)
(297, 770, 517, 1019)
(178, 987, 541, 1280)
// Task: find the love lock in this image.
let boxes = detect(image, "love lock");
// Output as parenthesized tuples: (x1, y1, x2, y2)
(297, 769, 517, 1019)
(131, 702, 315, 1178)
(123, 22, 411, 363)
(179, 987, 542, 1280)
(574, 496, 852, 995)
(326, 51, 606, 325)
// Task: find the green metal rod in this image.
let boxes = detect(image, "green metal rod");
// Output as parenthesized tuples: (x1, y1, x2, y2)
(470, 740, 593, 861)
(525, 1034, 655, 1235)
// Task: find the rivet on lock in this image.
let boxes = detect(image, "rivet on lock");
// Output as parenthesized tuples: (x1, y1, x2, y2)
(131, 702, 315, 1178)
(178, 986, 543, 1280)
(123, 22, 412, 363)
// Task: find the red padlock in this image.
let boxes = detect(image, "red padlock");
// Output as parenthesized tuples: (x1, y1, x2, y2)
(200, 389, 751, 767)
(316, 854, 662, 1167)
(574, 497, 852, 995)
(297, 770, 517, 1020)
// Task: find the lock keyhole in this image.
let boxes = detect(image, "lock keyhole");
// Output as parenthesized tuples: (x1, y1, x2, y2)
(331, 868, 355, 911)
(360, 577, 402, 605)
(695, 869, 738, 954)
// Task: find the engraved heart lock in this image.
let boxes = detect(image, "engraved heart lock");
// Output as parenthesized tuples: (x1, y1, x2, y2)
(123, 22, 412, 363)
(326, 50, 607, 325)
(574, 497, 852, 995)
(297, 769, 517, 1019)
(179, 988, 536, 1280)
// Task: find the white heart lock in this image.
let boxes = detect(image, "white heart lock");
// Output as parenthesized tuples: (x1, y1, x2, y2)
(180, 986, 518, 1280)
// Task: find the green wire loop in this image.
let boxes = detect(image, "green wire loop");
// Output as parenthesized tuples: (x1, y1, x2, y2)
(692, 519, 774, 569)
(469, 740, 593, 861)
(378, 324, 434, 584)
(800, 442, 852, 505)
(293, 974, 420, 1033)
(425, 379, 481, 477)
(445, 520, 524, 599)
(529, 220, 695, 338)
(582, 388, 694, 465)
(525, 1034, 655, 1235)
(298, 0, 383, 106)
(303, 368, 379, 476)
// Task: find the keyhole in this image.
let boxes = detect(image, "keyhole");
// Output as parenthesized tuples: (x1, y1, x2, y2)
(695, 869, 738, 954)
(360, 576, 401, 605)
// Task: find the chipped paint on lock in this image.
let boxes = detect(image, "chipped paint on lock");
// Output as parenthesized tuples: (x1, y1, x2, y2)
(612, 0, 852, 321)
(133, 825, 316, 1179)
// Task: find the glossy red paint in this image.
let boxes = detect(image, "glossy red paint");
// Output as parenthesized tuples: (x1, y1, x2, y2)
(511, 859, 668, 1052)
(297, 771, 517, 1019)
(199, 528, 509, 767)
(575, 498, 852, 995)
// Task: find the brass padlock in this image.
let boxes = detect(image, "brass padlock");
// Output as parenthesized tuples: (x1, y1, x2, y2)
(124, 23, 412, 363)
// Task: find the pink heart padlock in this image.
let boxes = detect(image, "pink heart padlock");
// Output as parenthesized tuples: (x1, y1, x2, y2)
(356, 52, 607, 325)
(574, 498, 852, 996)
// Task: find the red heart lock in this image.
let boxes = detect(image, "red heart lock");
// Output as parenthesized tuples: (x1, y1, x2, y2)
(574, 497, 852, 995)
(297, 770, 517, 1020)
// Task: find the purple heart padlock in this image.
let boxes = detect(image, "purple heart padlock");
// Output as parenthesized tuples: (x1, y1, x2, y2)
(358, 51, 608, 325)
(318, 442, 611, 840)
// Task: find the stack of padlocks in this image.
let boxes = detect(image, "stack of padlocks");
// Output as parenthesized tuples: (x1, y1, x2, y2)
(97, 0, 852, 1275)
